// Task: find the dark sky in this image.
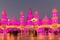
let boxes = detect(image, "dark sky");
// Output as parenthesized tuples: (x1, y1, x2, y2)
(0, 0, 60, 20)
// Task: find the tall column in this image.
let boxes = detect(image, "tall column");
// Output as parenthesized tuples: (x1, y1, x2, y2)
(20, 10, 24, 25)
(1, 10, 8, 40)
(26, 8, 33, 25)
(1, 10, 8, 30)
(33, 9, 41, 25)
(1, 10, 8, 25)
(52, 8, 58, 24)
(51, 8, 58, 40)
(51, 8, 58, 30)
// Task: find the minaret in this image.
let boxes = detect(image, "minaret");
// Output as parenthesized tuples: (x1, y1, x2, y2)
(1, 10, 8, 25)
(20, 10, 24, 25)
(34, 9, 39, 18)
(32, 9, 40, 25)
(52, 8, 58, 24)
(26, 8, 33, 25)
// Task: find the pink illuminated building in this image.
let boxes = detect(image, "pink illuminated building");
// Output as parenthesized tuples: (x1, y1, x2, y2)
(32, 9, 41, 25)
(1, 10, 8, 25)
(26, 8, 33, 25)
(0, 8, 59, 40)
(0, 8, 59, 29)
(20, 10, 24, 25)
(52, 8, 58, 24)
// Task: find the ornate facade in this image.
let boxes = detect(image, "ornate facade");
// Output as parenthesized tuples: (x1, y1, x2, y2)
(0, 8, 60, 31)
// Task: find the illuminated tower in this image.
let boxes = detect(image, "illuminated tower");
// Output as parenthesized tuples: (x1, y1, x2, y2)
(31, 9, 40, 25)
(26, 8, 33, 25)
(52, 8, 58, 24)
(20, 10, 24, 25)
(1, 10, 8, 25)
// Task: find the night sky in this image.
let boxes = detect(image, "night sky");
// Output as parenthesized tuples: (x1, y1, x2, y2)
(0, 0, 60, 21)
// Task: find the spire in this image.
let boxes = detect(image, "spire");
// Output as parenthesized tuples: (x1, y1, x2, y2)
(26, 8, 33, 25)
(52, 8, 58, 24)
(1, 10, 8, 25)
(20, 10, 24, 25)
(27, 8, 33, 20)
(42, 15, 51, 24)
(2, 10, 7, 16)
(32, 9, 40, 25)
(34, 9, 39, 18)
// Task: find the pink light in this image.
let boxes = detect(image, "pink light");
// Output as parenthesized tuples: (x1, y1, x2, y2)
(52, 14, 57, 16)
(27, 8, 33, 19)
(42, 15, 51, 24)
(33, 9, 41, 25)
(0, 8, 59, 26)
(26, 8, 33, 25)
(52, 8, 58, 23)
(9, 17, 20, 25)
(20, 11, 24, 18)
(1, 10, 8, 25)
(20, 10, 24, 25)
(2, 10, 8, 18)
(34, 9, 39, 18)
(52, 20, 58, 23)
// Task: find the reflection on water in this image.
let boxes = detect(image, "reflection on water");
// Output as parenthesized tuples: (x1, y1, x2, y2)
(0, 31, 60, 40)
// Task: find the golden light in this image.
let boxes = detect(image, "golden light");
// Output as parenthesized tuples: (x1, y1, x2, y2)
(31, 18, 38, 22)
